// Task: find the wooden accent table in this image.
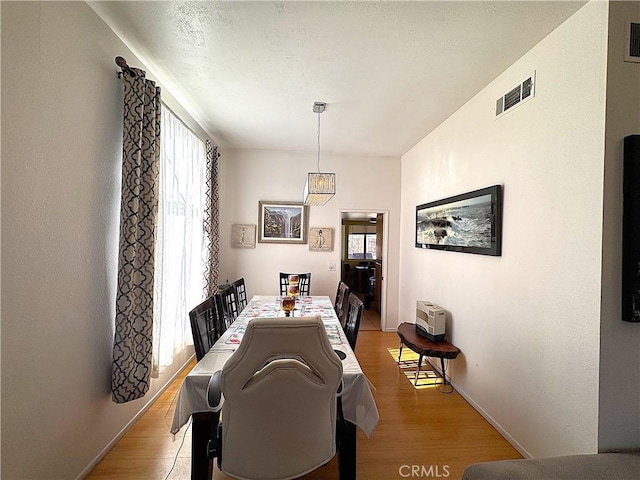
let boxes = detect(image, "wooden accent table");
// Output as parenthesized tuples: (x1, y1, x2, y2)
(396, 322, 460, 386)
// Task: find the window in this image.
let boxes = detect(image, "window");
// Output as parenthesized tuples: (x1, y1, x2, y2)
(152, 106, 207, 374)
(347, 233, 377, 260)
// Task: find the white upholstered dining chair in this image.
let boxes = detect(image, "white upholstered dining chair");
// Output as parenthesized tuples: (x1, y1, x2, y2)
(207, 316, 344, 480)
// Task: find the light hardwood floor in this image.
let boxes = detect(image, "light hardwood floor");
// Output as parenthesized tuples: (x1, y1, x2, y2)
(358, 306, 381, 331)
(86, 330, 521, 480)
(356, 294, 382, 331)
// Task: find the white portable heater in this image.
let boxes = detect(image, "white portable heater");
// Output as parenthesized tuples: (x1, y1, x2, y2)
(415, 301, 446, 342)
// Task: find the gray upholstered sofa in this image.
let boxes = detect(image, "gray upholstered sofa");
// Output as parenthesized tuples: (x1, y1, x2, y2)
(462, 452, 640, 479)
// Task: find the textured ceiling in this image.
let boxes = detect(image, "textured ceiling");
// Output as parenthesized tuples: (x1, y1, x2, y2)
(89, 1, 587, 157)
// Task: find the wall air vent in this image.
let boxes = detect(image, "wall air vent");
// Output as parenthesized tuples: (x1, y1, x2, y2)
(495, 71, 536, 119)
(625, 22, 640, 63)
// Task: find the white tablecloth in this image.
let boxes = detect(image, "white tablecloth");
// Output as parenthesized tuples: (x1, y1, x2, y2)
(171, 295, 379, 438)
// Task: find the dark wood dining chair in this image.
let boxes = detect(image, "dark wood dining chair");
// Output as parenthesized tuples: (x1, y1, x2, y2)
(343, 293, 364, 351)
(217, 283, 239, 321)
(279, 272, 311, 296)
(334, 281, 350, 327)
(231, 277, 248, 312)
(188, 296, 218, 361)
(212, 287, 238, 341)
(342, 263, 357, 290)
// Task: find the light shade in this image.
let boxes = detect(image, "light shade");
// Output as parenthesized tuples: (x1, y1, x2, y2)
(303, 172, 336, 206)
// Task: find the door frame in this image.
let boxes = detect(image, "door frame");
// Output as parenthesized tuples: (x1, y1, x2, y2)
(338, 209, 389, 331)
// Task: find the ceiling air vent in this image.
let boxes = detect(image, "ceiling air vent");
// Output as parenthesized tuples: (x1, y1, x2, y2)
(625, 22, 640, 63)
(495, 71, 536, 119)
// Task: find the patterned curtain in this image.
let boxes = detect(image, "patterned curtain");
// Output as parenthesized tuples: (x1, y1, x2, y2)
(204, 140, 221, 297)
(111, 68, 161, 403)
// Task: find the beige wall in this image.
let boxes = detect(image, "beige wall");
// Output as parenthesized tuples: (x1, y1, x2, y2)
(218, 148, 401, 331)
(399, 1, 608, 458)
(599, 0, 640, 451)
(1, 3, 201, 478)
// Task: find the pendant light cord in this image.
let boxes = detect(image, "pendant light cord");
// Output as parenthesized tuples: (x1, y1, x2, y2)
(316, 111, 321, 173)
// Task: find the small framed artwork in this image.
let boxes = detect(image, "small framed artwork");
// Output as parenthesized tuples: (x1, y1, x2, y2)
(231, 224, 256, 249)
(309, 228, 334, 252)
(258, 201, 309, 244)
(415, 185, 503, 256)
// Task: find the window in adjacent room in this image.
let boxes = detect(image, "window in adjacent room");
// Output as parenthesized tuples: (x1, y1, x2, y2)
(346, 224, 377, 260)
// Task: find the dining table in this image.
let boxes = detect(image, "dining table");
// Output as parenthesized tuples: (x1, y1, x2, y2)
(171, 295, 379, 480)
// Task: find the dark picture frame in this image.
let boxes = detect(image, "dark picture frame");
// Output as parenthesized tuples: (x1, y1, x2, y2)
(258, 201, 309, 244)
(415, 185, 502, 256)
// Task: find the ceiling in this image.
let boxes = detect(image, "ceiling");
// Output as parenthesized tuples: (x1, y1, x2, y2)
(88, 1, 586, 158)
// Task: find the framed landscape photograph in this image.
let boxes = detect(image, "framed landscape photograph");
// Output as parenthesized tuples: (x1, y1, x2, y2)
(309, 227, 334, 251)
(415, 185, 502, 256)
(258, 201, 309, 244)
(231, 224, 256, 249)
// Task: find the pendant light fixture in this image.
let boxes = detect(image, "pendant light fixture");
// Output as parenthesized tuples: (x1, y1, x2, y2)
(303, 101, 336, 206)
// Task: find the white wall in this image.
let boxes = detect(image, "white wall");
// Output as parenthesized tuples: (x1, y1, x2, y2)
(399, 2, 608, 458)
(599, 0, 640, 451)
(218, 148, 401, 331)
(1, 3, 205, 478)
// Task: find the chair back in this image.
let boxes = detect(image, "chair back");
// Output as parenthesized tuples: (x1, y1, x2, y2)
(188, 296, 218, 361)
(344, 293, 364, 351)
(211, 290, 235, 339)
(342, 263, 357, 290)
(279, 272, 311, 296)
(220, 316, 342, 480)
(334, 281, 350, 326)
(231, 277, 248, 311)
(218, 283, 239, 321)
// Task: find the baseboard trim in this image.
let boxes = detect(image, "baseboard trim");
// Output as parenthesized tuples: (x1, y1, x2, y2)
(427, 357, 533, 459)
(75, 354, 196, 480)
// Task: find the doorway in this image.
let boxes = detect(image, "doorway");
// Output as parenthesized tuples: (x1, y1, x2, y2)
(339, 210, 388, 331)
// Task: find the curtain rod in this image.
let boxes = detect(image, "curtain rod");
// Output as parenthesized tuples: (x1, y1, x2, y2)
(115, 56, 219, 153)
(115, 56, 137, 78)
